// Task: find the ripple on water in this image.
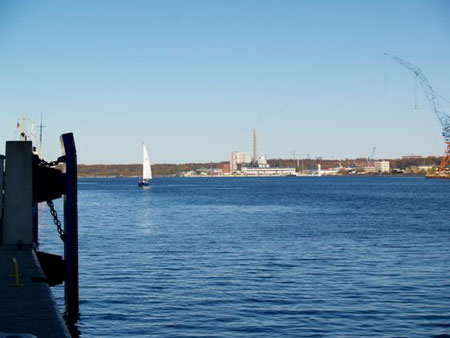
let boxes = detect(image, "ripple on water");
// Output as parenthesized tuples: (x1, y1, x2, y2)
(38, 177, 450, 337)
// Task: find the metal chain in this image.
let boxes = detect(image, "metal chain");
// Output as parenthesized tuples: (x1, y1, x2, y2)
(47, 200, 66, 242)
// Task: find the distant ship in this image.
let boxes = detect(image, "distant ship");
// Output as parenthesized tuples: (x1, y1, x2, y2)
(138, 144, 152, 187)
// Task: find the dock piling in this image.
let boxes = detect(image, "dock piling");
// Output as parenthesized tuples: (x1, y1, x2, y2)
(60, 133, 79, 322)
(0, 155, 4, 243)
(0, 133, 79, 337)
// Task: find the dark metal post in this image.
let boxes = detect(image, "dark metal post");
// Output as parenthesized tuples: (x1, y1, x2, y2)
(0, 155, 4, 244)
(32, 203, 38, 245)
(60, 133, 79, 322)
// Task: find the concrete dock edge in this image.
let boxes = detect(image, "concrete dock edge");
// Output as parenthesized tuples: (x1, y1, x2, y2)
(0, 246, 71, 337)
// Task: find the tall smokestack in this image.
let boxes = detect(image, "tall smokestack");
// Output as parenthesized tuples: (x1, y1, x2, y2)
(252, 129, 257, 165)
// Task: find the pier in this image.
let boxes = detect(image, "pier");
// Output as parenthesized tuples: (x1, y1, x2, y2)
(0, 247, 70, 337)
(425, 172, 450, 179)
(0, 134, 78, 337)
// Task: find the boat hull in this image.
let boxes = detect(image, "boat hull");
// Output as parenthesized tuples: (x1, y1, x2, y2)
(138, 179, 149, 187)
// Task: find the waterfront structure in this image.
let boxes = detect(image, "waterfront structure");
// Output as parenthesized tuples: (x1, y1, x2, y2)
(230, 152, 251, 171)
(240, 166, 296, 176)
(374, 160, 390, 173)
(231, 129, 297, 176)
(181, 168, 226, 177)
(364, 166, 376, 173)
(317, 167, 342, 175)
(0, 134, 79, 336)
(255, 155, 269, 168)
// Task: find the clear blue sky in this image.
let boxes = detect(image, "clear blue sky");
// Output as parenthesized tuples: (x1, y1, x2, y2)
(0, 0, 449, 164)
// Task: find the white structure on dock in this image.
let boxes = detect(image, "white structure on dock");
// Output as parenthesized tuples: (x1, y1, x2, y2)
(374, 160, 390, 173)
(240, 166, 296, 176)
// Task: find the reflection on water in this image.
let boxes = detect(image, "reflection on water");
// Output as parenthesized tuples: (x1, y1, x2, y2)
(139, 188, 154, 235)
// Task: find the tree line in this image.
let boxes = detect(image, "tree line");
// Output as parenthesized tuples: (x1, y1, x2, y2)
(78, 162, 229, 177)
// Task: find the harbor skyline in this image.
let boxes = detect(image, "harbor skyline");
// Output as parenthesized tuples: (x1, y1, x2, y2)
(1, 3, 450, 333)
(1, 1, 450, 164)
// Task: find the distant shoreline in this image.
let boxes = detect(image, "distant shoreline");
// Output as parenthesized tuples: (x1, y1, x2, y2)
(78, 173, 426, 179)
(77, 157, 440, 178)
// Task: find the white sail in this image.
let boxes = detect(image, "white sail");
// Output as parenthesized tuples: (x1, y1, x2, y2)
(142, 144, 152, 180)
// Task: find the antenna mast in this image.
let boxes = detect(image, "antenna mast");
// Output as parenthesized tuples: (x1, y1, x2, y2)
(37, 113, 46, 157)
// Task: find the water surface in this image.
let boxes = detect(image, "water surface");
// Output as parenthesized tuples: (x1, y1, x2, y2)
(39, 176, 450, 337)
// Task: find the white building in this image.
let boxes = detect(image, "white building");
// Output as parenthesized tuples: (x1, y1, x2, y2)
(240, 167, 296, 176)
(374, 160, 390, 173)
(257, 156, 269, 168)
(230, 152, 251, 171)
(364, 166, 376, 173)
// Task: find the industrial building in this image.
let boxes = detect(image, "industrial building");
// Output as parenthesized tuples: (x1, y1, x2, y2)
(231, 130, 296, 176)
(240, 167, 296, 176)
(230, 152, 251, 171)
(374, 160, 390, 173)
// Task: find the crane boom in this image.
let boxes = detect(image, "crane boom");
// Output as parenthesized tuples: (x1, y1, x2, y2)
(384, 52, 450, 143)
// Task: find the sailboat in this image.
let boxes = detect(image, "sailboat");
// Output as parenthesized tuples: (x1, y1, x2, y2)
(138, 144, 152, 187)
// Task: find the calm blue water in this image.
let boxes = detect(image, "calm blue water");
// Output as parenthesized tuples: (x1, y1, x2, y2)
(39, 176, 450, 337)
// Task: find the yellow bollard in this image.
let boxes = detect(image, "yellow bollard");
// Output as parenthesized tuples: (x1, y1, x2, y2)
(9, 257, 24, 287)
